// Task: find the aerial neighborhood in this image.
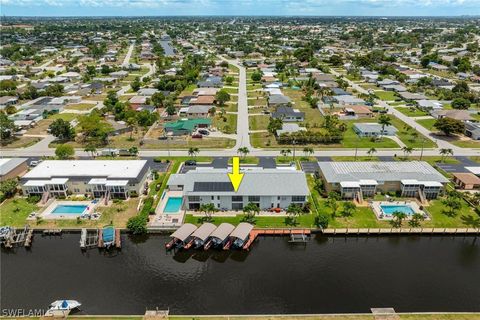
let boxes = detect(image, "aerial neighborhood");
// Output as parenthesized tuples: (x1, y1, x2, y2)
(1, 16, 480, 241)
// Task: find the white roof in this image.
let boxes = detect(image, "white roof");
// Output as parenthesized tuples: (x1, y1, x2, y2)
(23, 160, 147, 180)
(466, 167, 480, 175)
(170, 223, 197, 242)
(24, 178, 68, 186)
(230, 222, 253, 240)
(190, 223, 217, 241)
(105, 180, 129, 186)
(88, 178, 108, 184)
(209, 223, 235, 241)
(340, 181, 360, 188)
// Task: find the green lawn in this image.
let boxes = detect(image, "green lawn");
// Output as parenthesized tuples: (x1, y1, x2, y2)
(184, 213, 317, 228)
(223, 87, 238, 94)
(0, 198, 38, 227)
(396, 107, 428, 117)
(49, 113, 78, 122)
(214, 114, 237, 134)
(375, 90, 398, 101)
(390, 116, 436, 148)
(416, 118, 436, 130)
(65, 103, 96, 111)
(249, 115, 269, 131)
(450, 139, 480, 148)
(423, 198, 480, 228)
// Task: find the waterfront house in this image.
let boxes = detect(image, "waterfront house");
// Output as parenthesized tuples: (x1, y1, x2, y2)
(20, 160, 150, 200)
(317, 161, 448, 200)
(166, 167, 309, 211)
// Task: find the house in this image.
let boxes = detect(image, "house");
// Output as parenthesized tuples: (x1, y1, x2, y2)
(353, 123, 397, 137)
(268, 94, 291, 107)
(193, 88, 219, 96)
(318, 161, 448, 200)
(398, 92, 428, 101)
(417, 99, 443, 110)
(110, 71, 129, 79)
(179, 105, 214, 118)
(60, 72, 81, 80)
(452, 173, 480, 190)
(272, 106, 305, 122)
(333, 95, 366, 105)
(428, 62, 449, 71)
(197, 76, 223, 88)
(164, 118, 212, 136)
(276, 123, 306, 136)
(382, 84, 407, 92)
(431, 109, 473, 122)
(137, 88, 158, 96)
(106, 119, 132, 136)
(189, 95, 216, 105)
(129, 96, 148, 108)
(343, 105, 373, 118)
(330, 88, 349, 96)
(0, 96, 19, 108)
(20, 160, 150, 200)
(464, 122, 480, 140)
(166, 167, 309, 211)
(377, 79, 400, 86)
(0, 158, 28, 182)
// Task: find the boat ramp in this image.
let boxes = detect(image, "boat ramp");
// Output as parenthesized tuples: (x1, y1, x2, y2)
(165, 222, 310, 251)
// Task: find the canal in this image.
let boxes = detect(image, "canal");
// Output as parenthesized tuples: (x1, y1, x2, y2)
(1, 234, 479, 315)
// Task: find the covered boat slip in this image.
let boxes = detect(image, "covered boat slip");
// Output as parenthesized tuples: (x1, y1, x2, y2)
(225, 222, 254, 249)
(205, 223, 235, 249)
(186, 223, 217, 249)
(169, 223, 197, 242)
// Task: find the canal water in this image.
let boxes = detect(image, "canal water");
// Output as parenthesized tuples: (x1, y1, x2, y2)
(1, 234, 479, 315)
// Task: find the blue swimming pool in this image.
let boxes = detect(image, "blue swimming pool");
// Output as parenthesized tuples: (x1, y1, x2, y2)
(380, 204, 415, 216)
(163, 197, 182, 213)
(51, 205, 88, 215)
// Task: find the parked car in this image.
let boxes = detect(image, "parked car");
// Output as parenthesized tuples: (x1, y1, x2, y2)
(192, 134, 203, 139)
(185, 160, 196, 166)
(198, 129, 210, 135)
(29, 160, 41, 167)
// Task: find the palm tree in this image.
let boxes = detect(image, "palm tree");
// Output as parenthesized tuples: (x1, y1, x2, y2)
(128, 146, 138, 157)
(199, 203, 217, 222)
(286, 203, 302, 225)
(401, 146, 413, 159)
(237, 147, 250, 158)
(243, 202, 260, 223)
(280, 149, 291, 159)
(391, 211, 407, 228)
(188, 147, 199, 158)
(408, 213, 425, 227)
(439, 148, 453, 163)
(303, 147, 314, 158)
(126, 116, 137, 141)
(377, 114, 392, 139)
(341, 201, 356, 217)
(367, 147, 377, 159)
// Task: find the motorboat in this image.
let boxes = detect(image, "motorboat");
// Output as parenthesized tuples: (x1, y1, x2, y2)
(48, 300, 81, 311)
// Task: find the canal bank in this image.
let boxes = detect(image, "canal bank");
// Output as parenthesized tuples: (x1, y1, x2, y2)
(2, 234, 479, 315)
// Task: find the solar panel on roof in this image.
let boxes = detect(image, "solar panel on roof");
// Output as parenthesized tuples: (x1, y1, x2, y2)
(194, 182, 234, 192)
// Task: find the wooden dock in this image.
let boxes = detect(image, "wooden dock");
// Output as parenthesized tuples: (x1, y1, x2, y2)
(243, 228, 311, 250)
(24, 229, 34, 247)
(3, 226, 30, 249)
(97, 228, 104, 248)
(42, 229, 62, 236)
(323, 228, 480, 235)
(80, 228, 99, 249)
(115, 229, 121, 248)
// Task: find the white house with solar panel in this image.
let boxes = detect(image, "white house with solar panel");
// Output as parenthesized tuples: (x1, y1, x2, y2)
(317, 161, 449, 202)
(166, 167, 310, 211)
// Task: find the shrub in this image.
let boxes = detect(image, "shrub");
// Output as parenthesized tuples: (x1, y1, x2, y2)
(126, 197, 154, 235)
(26, 195, 41, 204)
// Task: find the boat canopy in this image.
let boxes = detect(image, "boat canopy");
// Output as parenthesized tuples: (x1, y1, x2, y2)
(103, 226, 114, 243)
(230, 222, 253, 241)
(209, 223, 234, 241)
(190, 223, 216, 242)
(170, 223, 197, 242)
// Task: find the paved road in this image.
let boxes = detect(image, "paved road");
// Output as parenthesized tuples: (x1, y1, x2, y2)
(220, 57, 251, 150)
(122, 43, 135, 67)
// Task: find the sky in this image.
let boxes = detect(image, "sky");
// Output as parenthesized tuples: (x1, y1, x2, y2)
(1, 0, 480, 17)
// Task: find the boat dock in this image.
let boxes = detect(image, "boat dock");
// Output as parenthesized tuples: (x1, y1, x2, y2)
(80, 228, 99, 249)
(323, 228, 480, 235)
(2, 226, 33, 249)
(43, 229, 62, 236)
(243, 228, 311, 250)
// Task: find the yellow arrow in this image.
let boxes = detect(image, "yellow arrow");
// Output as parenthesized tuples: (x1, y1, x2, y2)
(228, 156, 244, 192)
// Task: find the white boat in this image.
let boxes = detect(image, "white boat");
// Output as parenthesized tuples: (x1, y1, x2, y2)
(48, 300, 81, 311)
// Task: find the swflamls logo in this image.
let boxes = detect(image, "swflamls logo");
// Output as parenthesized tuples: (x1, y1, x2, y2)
(2, 309, 46, 317)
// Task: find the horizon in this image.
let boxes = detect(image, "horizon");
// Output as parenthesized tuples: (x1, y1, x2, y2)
(1, 0, 480, 17)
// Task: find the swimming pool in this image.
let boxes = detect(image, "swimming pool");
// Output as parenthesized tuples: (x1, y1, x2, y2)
(380, 204, 415, 216)
(163, 197, 182, 213)
(51, 205, 88, 215)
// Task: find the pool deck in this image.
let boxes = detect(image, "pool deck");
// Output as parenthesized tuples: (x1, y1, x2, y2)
(37, 200, 97, 220)
(150, 191, 184, 229)
(370, 200, 428, 221)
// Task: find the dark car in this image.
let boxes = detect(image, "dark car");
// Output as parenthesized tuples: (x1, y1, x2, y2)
(185, 160, 196, 166)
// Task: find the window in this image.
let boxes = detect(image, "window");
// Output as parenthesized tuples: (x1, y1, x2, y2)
(211, 196, 214, 200)
(188, 196, 200, 202)
(248, 196, 260, 202)
(232, 196, 243, 202)
(292, 196, 305, 202)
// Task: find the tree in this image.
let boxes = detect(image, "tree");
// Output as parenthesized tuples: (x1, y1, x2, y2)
(391, 211, 407, 228)
(55, 144, 75, 159)
(408, 213, 425, 227)
(104, 90, 119, 110)
(49, 119, 75, 141)
(367, 147, 377, 159)
(341, 201, 356, 217)
(151, 92, 166, 108)
(377, 114, 392, 138)
(126, 116, 137, 141)
(268, 118, 283, 135)
(401, 146, 413, 158)
(165, 104, 176, 116)
(280, 149, 292, 159)
(128, 146, 139, 156)
(243, 202, 260, 223)
(77, 112, 113, 146)
(199, 203, 217, 222)
(439, 148, 453, 162)
(442, 191, 462, 217)
(131, 77, 141, 92)
(315, 212, 329, 229)
(237, 147, 250, 158)
(215, 89, 231, 107)
(251, 71, 262, 82)
(84, 144, 97, 158)
(225, 76, 234, 85)
(326, 191, 340, 217)
(0, 179, 18, 200)
(434, 117, 465, 136)
(0, 113, 16, 140)
(303, 147, 314, 157)
(286, 203, 302, 225)
(451, 98, 470, 110)
(188, 147, 199, 158)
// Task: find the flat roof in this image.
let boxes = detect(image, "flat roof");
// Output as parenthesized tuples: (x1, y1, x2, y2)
(168, 168, 309, 196)
(23, 160, 148, 180)
(319, 161, 449, 184)
(0, 158, 27, 176)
